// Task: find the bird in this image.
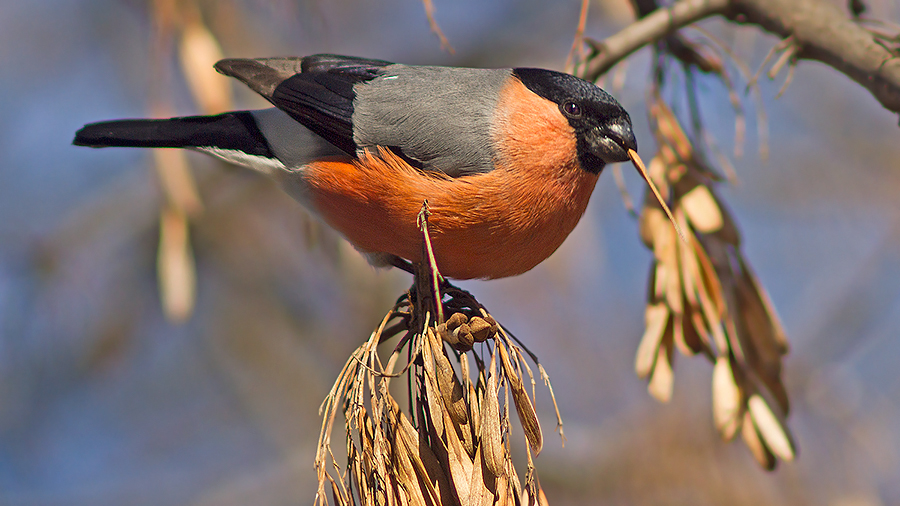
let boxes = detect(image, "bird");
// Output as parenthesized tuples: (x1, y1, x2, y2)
(74, 54, 641, 280)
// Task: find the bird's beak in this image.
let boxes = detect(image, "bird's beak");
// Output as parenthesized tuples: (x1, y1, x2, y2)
(590, 116, 637, 165)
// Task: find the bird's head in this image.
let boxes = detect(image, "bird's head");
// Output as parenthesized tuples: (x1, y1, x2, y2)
(514, 67, 686, 241)
(512, 68, 636, 174)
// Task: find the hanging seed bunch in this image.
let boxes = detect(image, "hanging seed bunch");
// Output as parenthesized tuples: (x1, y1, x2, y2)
(634, 94, 796, 469)
(315, 205, 562, 506)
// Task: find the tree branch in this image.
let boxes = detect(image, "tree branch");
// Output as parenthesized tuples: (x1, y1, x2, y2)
(584, 0, 730, 81)
(583, 0, 900, 119)
(729, 0, 900, 117)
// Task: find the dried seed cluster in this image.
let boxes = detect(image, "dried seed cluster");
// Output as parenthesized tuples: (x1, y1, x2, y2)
(635, 95, 795, 469)
(437, 310, 499, 351)
(315, 210, 561, 505)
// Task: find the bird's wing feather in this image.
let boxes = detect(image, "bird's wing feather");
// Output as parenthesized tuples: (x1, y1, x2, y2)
(216, 55, 391, 155)
(217, 55, 505, 176)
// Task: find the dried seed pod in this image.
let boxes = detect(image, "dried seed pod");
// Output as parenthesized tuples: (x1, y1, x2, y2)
(436, 322, 459, 346)
(317, 202, 562, 506)
(497, 341, 543, 455)
(453, 323, 475, 350)
(468, 316, 493, 342)
(680, 184, 721, 233)
(430, 329, 469, 426)
(712, 356, 742, 440)
(636, 303, 669, 378)
(748, 394, 795, 462)
(647, 335, 674, 403)
(481, 354, 504, 478)
(422, 330, 446, 439)
(742, 409, 775, 469)
(446, 311, 468, 330)
(480, 312, 500, 334)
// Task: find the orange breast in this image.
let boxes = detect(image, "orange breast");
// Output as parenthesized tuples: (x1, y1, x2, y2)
(302, 78, 600, 279)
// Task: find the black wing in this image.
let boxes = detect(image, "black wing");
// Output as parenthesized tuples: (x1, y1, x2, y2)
(216, 54, 391, 155)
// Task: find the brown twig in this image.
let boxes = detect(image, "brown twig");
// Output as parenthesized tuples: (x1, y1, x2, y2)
(421, 0, 455, 54)
(747, 35, 790, 90)
(749, 34, 801, 99)
(583, 0, 730, 81)
(417, 201, 444, 324)
(775, 54, 798, 98)
(767, 38, 798, 79)
(565, 0, 591, 73)
(688, 24, 769, 163)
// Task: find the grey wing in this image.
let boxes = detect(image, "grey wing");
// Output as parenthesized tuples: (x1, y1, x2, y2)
(216, 55, 510, 177)
(216, 55, 393, 156)
(351, 65, 510, 177)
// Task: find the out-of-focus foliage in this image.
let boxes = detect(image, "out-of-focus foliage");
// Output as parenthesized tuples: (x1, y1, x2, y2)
(1, 0, 899, 505)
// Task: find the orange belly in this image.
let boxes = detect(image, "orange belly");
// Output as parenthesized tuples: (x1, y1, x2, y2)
(302, 76, 600, 280)
(303, 149, 599, 279)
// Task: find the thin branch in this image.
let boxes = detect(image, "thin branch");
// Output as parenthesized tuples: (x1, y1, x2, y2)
(774, 55, 798, 98)
(583, 0, 900, 119)
(748, 35, 793, 89)
(421, 0, 455, 54)
(565, 0, 591, 73)
(730, 0, 900, 116)
(767, 38, 799, 79)
(584, 0, 730, 81)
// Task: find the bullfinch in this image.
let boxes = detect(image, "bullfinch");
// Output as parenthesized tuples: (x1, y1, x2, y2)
(74, 54, 638, 280)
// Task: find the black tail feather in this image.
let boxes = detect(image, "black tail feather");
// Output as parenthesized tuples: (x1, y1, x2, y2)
(73, 111, 274, 158)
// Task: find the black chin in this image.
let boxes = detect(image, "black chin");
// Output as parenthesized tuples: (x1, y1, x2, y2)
(576, 142, 606, 174)
(576, 134, 631, 174)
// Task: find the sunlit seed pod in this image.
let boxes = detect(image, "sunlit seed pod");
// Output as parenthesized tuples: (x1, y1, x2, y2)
(712, 356, 742, 440)
(748, 394, 795, 462)
(681, 184, 724, 234)
(742, 409, 776, 470)
(647, 343, 674, 403)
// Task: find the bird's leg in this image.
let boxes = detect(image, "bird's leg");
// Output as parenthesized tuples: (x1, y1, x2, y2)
(388, 255, 415, 274)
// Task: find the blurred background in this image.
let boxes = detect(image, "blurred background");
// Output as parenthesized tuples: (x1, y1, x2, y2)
(1, 0, 899, 504)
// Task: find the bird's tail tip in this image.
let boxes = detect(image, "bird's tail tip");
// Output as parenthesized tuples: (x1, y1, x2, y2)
(72, 119, 161, 149)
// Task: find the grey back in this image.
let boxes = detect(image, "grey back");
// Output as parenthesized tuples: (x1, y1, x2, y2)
(352, 65, 511, 177)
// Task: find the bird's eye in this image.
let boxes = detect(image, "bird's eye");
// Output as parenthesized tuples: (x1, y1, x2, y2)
(562, 101, 582, 118)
